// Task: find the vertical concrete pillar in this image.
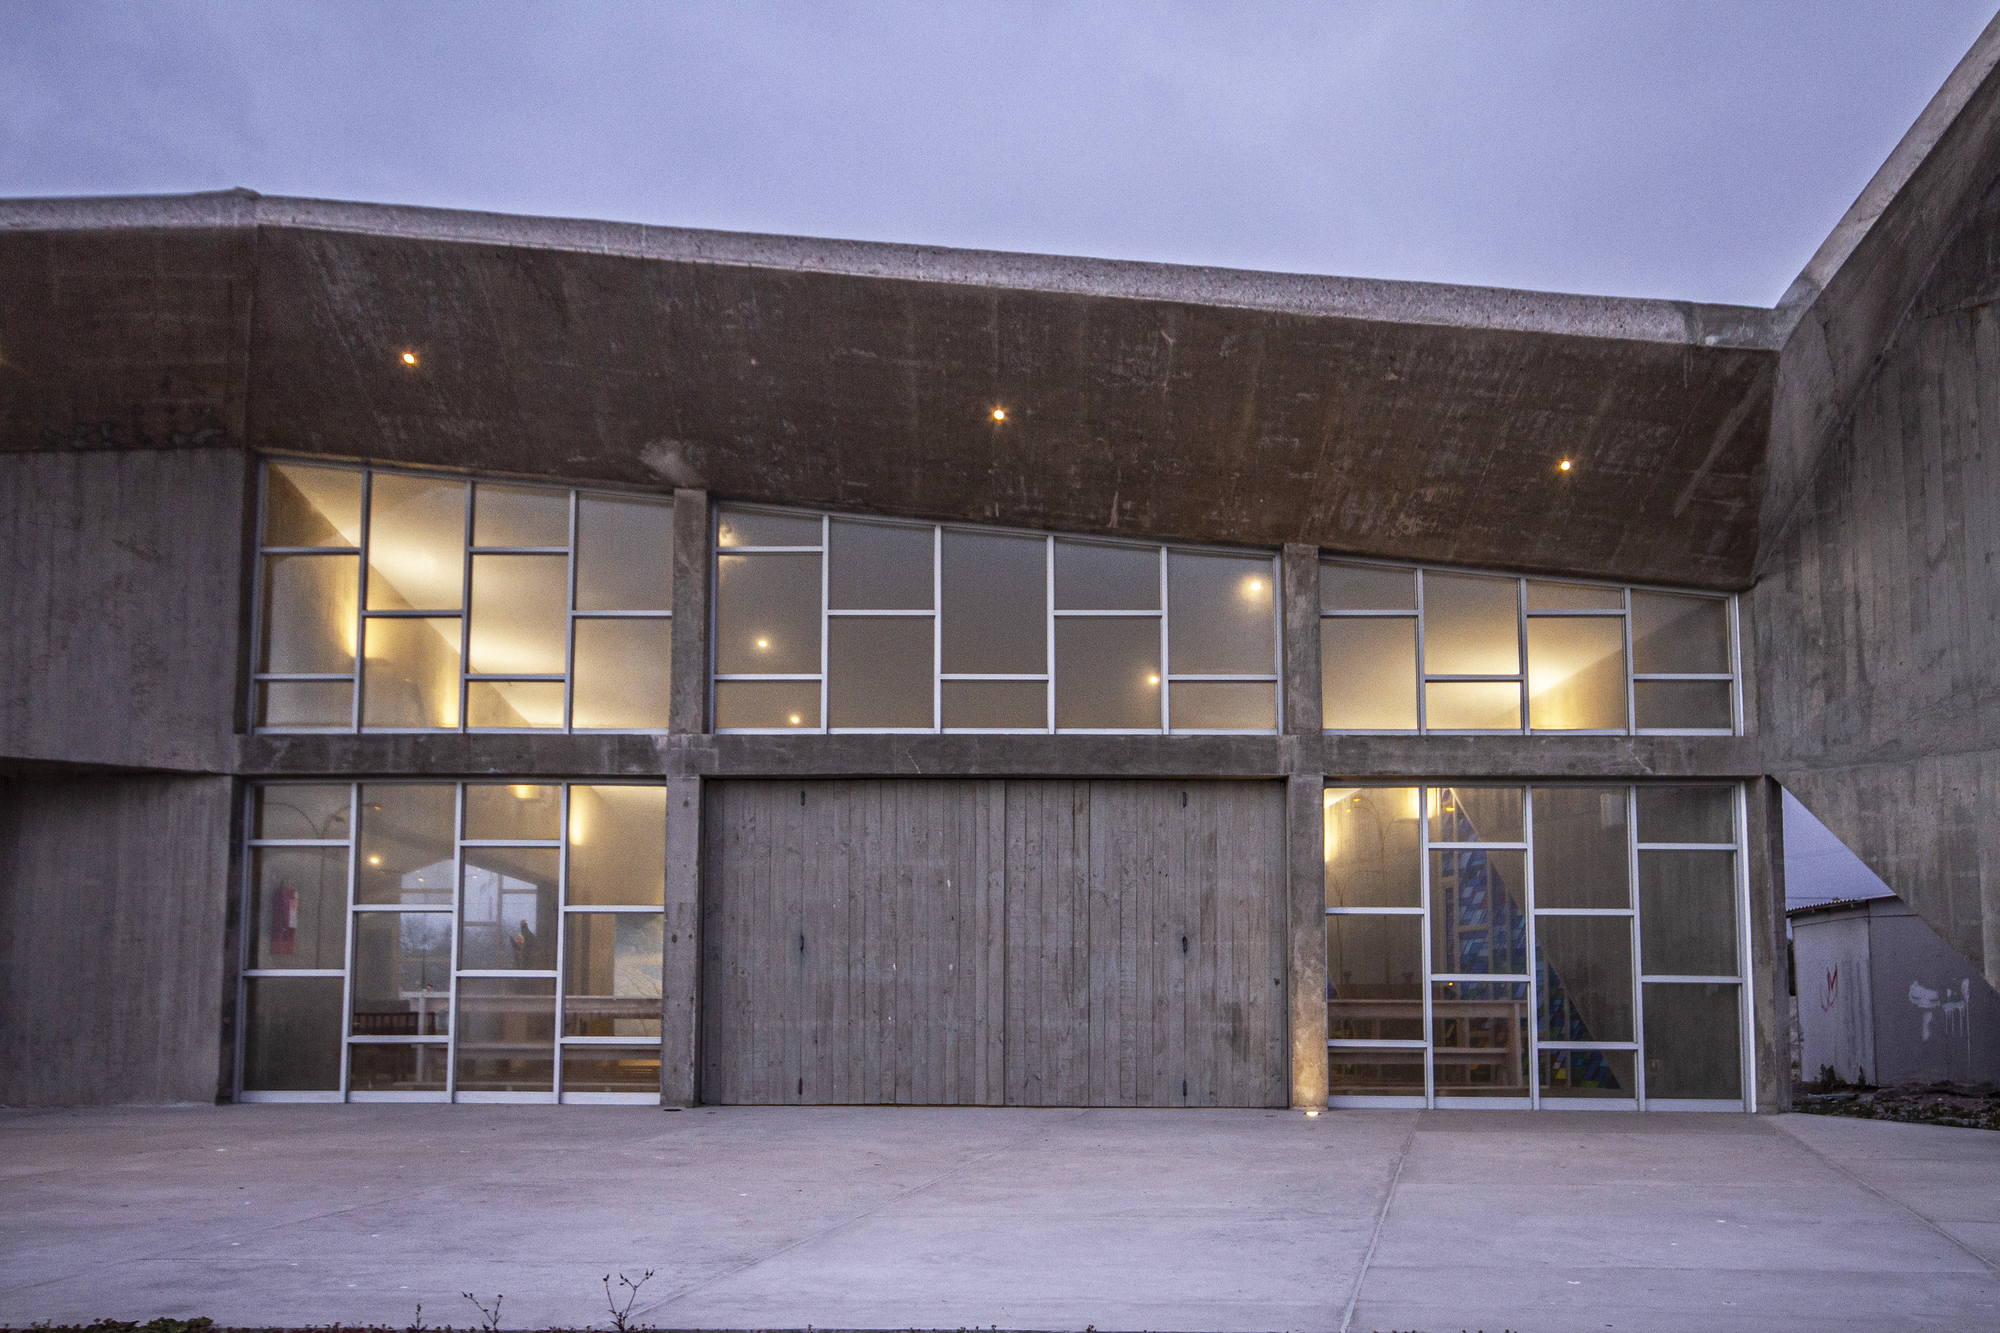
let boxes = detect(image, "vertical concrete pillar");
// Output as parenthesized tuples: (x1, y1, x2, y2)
(663, 491, 710, 1105)
(670, 489, 711, 736)
(1282, 545, 1327, 1108)
(1746, 777, 1790, 1112)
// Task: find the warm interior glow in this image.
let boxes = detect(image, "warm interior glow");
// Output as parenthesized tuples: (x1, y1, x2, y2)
(1305, 1109, 1321, 1117)
(511, 785, 536, 800)
(401, 351, 418, 366)
(368, 855, 381, 865)
(789, 714, 803, 725)
(991, 407, 1007, 422)
(1146, 674, 1160, 686)
(1559, 459, 1573, 472)
(755, 638, 769, 650)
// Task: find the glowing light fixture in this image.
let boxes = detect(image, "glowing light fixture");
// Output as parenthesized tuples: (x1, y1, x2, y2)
(1305, 1109, 1321, 1117)
(511, 785, 536, 800)
(401, 351, 418, 366)
(788, 714, 803, 726)
(368, 855, 381, 865)
(1147, 674, 1160, 686)
(1558, 459, 1573, 472)
(991, 407, 1007, 422)
(755, 638, 769, 650)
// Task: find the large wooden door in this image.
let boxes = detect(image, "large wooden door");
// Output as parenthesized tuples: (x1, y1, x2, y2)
(700, 778, 1287, 1106)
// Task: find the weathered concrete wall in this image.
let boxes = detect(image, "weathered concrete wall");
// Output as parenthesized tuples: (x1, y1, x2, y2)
(1, 447, 249, 773)
(1756, 32, 2000, 990)
(0, 773, 235, 1105)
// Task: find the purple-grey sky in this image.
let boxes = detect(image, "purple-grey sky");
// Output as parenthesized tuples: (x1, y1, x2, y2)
(4, 3, 1996, 306)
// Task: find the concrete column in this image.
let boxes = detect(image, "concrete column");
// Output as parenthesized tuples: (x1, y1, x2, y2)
(664, 492, 709, 1104)
(661, 774, 703, 1106)
(1281, 546, 1327, 1108)
(1746, 777, 1790, 1112)
(669, 489, 711, 736)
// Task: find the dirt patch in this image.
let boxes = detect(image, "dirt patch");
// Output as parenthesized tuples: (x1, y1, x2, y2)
(1795, 1080, 2000, 1130)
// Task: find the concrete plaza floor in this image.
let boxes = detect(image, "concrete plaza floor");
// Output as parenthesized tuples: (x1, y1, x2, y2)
(0, 1105, 1994, 1333)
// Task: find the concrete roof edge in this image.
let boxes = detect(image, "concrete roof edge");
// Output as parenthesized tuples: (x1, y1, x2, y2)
(0, 188, 1781, 350)
(1772, 10, 2000, 328)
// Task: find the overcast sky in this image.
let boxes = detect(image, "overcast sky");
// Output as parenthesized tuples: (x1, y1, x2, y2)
(5, 3, 1996, 306)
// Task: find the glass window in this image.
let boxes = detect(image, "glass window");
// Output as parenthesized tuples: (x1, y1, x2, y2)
(459, 847, 559, 971)
(1526, 581, 1621, 611)
(260, 555, 358, 674)
(242, 977, 344, 1092)
(941, 530, 1045, 674)
(1638, 851, 1739, 976)
(455, 977, 556, 1093)
(1531, 787, 1629, 909)
(828, 617, 933, 728)
(573, 620, 670, 729)
(351, 911, 452, 1035)
(1322, 562, 1416, 612)
(1328, 914, 1423, 1040)
(717, 507, 819, 547)
(575, 494, 672, 612)
(473, 483, 568, 549)
(361, 617, 462, 729)
(829, 520, 932, 610)
(568, 785, 666, 907)
(1539, 1048, 1635, 1100)
(464, 784, 561, 841)
(1330, 1057, 1425, 1097)
(1054, 540, 1157, 611)
(1324, 787, 1423, 908)
(1425, 681, 1521, 731)
(349, 1042, 449, 1093)
(1430, 850, 1529, 975)
(250, 848, 349, 970)
(1168, 682, 1274, 730)
(1430, 787, 1523, 843)
(366, 474, 465, 611)
(1322, 619, 1417, 730)
(1422, 573, 1518, 675)
(356, 784, 456, 906)
(714, 680, 820, 730)
(1631, 592, 1729, 674)
(1635, 679, 1732, 730)
(1526, 618, 1626, 730)
(466, 680, 564, 729)
(468, 555, 567, 675)
(1643, 982, 1742, 1099)
(1166, 552, 1273, 674)
(563, 914, 664, 1038)
(265, 463, 363, 548)
(715, 553, 820, 675)
(253, 785, 351, 840)
(1054, 617, 1160, 729)
(1535, 916, 1633, 1042)
(562, 1046, 662, 1093)
(1637, 786, 1734, 844)
(258, 464, 672, 736)
(1431, 981, 1531, 1098)
(942, 680, 1045, 729)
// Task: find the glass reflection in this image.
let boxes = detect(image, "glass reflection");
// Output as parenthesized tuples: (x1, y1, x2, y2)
(1054, 618, 1160, 729)
(1322, 619, 1417, 729)
(253, 784, 351, 840)
(356, 784, 456, 905)
(1327, 915, 1423, 1040)
(1429, 787, 1523, 843)
(265, 463, 362, 548)
(1430, 850, 1529, 975)
(1527, 618, 1627, 730)
(242, 977, 343, 1091)
(1630, 592, 1728, 674)
(563, 914, 664, 1037)
(714, 680, 820, 730)
(568, 785, 667, 907)
(1166, 552, 1273, 674)
(1168, 681, 1273, 730)
(1531, 787, 1629, 909)
(1634, 679, 1732, 730)
(1321, 562, 1415, 611)
(1539, 1048, 1635, 1099)
(1643, 983, 1742, 1099)
(829, 520, 932, 610)
(715, 553, 820, 674)
(572, 619, 671, 729)
(250, 847, 349, 970)
(365, 474, 465, 611)
(576, 494, 672, 611)
(1329, 1058, 1425, 1097)
(1638, 851, 1739, 976)
(1324, 787, 1422, 908)
(829, 617, 933, 728)
(350, 910, 451, 1034)
(473, 483, 568, 548)
(458, 847, 559, 971)
(1431, 980, 1530, 1097)
(941, 530, 1045, 673)
(562, 1046, 663, 1093)
(455, 977, 556, 1093)
(1054, 540, 1157, 610)
(1535, 916, 1634, 1043)
(942, 680, 1045, 729)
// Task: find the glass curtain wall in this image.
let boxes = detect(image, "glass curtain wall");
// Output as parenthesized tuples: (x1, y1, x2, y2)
(237, 781, 667, 1104)
(1319, 561, 1737, 735)
(254, 461, 673, 732)
(713, 505, 1280, 733)
(1324, 783, 1749, 1109)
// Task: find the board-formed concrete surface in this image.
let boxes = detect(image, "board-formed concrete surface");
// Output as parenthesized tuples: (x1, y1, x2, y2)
(0, 1106, 1994, 1333)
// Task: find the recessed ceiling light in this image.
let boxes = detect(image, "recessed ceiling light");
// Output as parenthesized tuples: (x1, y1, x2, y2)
(401, 351, 418, 366)
(991, 407, 1007, 422)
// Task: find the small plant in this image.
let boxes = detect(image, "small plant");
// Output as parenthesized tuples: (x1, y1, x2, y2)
(601, 1268, 656, 1332)
(407, 1302, 426, 1333)
(462, 1290, 503, 1332)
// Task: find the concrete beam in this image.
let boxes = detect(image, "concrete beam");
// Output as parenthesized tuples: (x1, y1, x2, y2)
(669, 489, 711, 736)
(662, 775, 702, 1107)
(1285, 772, 1327, 1109)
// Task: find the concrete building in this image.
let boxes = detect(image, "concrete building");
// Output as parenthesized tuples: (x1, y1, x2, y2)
(7, 21, 2000, 1115)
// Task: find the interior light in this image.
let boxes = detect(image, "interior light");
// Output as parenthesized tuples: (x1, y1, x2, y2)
(1305, 1109, 1321, 1118)
(511, 785, 536, 800)
(1558, 459, 1573, 472)
(789, 714, 802, 725)
(401, 351, 418, 366)
(368, 855, 381, 865)
(1147, 674, 1160, 686)
(991, 407, 1007, 422)
(755, 638, 769, 650)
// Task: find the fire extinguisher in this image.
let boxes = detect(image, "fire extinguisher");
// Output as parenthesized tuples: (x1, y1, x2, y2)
(272, 882, 297, 956)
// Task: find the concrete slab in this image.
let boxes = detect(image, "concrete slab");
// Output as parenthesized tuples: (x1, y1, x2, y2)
(0, 1106, 1994, 1333)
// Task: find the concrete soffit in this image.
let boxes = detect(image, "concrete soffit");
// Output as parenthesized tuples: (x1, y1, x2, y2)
(0, 189, 1779, 352)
